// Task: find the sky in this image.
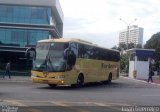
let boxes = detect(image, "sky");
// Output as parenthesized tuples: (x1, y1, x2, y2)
(59, 0, 160, 48)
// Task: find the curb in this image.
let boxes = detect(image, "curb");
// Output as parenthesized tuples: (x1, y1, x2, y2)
(120, 76, 160, 86)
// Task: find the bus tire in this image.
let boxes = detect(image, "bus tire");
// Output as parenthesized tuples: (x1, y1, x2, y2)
(76, 74, 84, 88)
(48, 84, 57, 87)
(107, 73, 112, 84)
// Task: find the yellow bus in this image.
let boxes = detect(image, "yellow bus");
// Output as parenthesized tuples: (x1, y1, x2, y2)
(31, 38, 120, 87)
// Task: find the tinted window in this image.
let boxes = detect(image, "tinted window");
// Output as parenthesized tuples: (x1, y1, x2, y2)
(0, 28, 49, 47)
(78, 43, 120, 62)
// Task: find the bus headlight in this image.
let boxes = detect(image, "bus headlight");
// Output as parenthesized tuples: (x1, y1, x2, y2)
(55, 75, 65, 79)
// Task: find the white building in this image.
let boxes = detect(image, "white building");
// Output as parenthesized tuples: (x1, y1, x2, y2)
(119, 25, 144, 46)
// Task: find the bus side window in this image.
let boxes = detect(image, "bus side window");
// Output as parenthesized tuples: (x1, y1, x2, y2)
(91, 47, 98, 60)
(69, 42, 78, 57)
(78, 44, 85, 58)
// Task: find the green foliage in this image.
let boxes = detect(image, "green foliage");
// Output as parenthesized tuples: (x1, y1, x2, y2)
(120, 53, 129, 73)
(128, 43, 135, 49)
(111, 45, 118, 50)
(144, 32, 160, 70)
(136, 44, 142, 48)
(119, 43, 127, 51)
(118, 43, 141, 51)
(144, 32, 160, 51)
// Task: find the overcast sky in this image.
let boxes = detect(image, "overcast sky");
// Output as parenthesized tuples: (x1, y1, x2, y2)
(59, 0, 160, 48)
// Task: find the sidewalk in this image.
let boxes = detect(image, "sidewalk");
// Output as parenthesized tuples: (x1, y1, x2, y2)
(0, 76, 31, 82)
(121, 73, 160, 85)
(144, 75, 160, 84)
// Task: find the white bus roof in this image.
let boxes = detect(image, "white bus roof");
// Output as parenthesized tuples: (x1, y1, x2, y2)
(38, 38, 119, 52)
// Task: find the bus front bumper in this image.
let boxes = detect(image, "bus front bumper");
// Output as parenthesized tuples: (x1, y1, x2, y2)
(31, 76, 65, 85)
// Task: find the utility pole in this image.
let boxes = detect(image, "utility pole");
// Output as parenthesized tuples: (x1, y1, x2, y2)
(120, 18, 137, 50)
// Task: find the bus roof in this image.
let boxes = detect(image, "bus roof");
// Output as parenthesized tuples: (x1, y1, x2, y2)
(38, 38, 119, 52)
(38, 38, 93, 44)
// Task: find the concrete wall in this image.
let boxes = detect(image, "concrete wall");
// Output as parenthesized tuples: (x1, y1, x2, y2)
(129, 61, 135, 78)
(129, 60, 149, 80)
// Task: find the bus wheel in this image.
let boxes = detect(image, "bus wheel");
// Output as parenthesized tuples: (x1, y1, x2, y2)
(107, 73, 112, 84)
(48, 84, 57, 87)
(77, 74, 84, 87)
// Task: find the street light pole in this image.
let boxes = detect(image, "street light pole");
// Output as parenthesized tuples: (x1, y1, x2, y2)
(120, 18, 137, 50)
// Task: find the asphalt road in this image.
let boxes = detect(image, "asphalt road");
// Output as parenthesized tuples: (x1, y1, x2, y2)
(0, 77, 160, 112)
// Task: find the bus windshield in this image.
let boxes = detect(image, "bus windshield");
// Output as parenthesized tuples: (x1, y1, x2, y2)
(33, 42, 68, 72)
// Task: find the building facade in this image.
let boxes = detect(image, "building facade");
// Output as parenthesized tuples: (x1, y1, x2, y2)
(0, 0, 63, 72)
(119, 25, 143, 46)
(0, 0, 63, 47)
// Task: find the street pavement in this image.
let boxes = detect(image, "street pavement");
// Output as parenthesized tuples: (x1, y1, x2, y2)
(1, 75, 160, 112)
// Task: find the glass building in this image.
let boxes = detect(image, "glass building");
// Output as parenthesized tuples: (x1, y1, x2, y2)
(0, 0, 63, 73)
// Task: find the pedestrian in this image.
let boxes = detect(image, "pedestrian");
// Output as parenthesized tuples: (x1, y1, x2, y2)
(3, 62, 11, 79)
(147, 68, 154, 83)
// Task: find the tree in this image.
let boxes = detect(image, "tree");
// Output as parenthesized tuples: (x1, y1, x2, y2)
(144, 32, 160, 69)
(111, 45, 118, 50)
(119, 43, 127, 51)
(128, 43, 135, 49)
(120, 53, 129, 73)
(144, 32, 160, 51)
(135, 44, 142, 48)
(119, 43, 135, 51)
